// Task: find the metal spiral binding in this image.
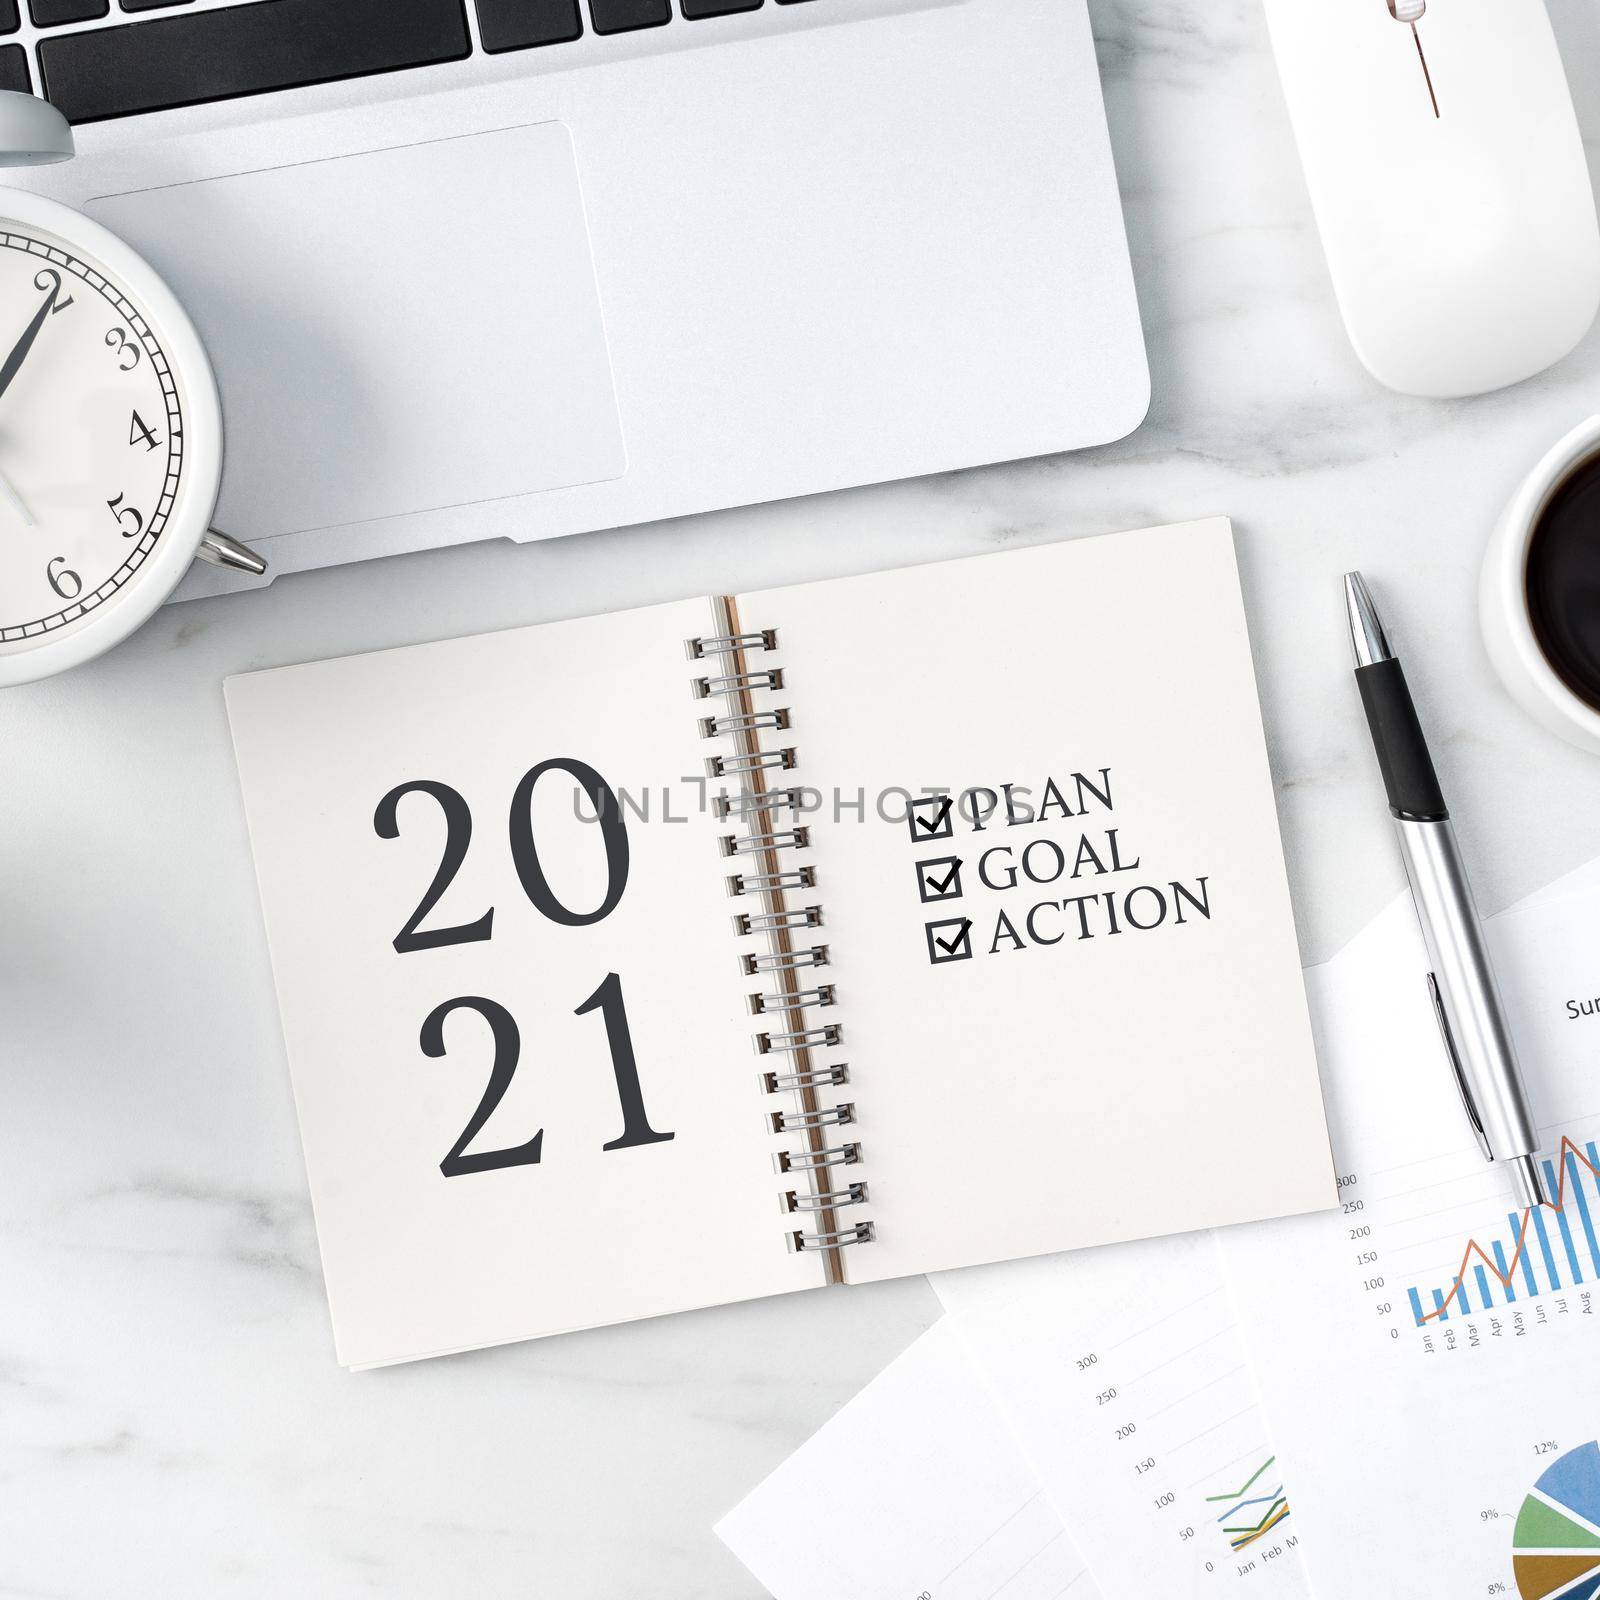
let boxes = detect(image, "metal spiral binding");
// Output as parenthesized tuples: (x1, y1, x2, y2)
(760, 1062, 848, 1093)
(729, 866, 815, 897)
(721, 827, 809, 857)
(735, 906, 823, 937)
(715, 787, 804, 820)
(689, 603, 875, 1272)
(786, 1182, 867, 1214)
(749, 983, 835, 1016)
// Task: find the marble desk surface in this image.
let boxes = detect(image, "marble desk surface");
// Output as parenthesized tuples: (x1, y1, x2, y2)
(6, 2, 1600, 1594)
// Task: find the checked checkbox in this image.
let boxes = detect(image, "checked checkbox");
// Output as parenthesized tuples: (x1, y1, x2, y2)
(915, 855, 965, 904)
(925, 916, 974, 965)
(907, 794, 955, 844)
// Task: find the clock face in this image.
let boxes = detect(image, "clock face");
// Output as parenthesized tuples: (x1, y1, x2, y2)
(0, 220, 187, 654)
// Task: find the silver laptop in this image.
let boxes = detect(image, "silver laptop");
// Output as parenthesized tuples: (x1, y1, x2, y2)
(10, 0, 1148, 598)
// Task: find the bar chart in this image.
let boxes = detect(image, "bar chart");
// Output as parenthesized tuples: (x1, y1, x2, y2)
(1403, 1137, 1600, 1328)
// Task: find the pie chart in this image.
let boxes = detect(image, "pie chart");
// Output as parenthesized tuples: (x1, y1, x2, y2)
(1515, 1443, 1600, 1599)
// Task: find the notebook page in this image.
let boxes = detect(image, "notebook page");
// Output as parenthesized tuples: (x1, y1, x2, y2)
(226, 598, 820, 1367)
(715, 1319, 1099, 1600)
(739, 521, 1333, 1284)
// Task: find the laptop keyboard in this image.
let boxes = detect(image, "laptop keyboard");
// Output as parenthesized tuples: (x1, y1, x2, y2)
(0, 0, 822, 124)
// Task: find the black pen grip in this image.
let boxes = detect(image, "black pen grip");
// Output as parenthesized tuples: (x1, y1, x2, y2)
(1355, 658, 1447, 820)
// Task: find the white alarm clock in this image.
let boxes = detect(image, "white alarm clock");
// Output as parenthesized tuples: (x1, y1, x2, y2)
(0, 93, 263, 688)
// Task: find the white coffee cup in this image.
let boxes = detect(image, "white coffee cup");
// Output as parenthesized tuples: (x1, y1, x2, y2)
(1480, 414, 1600, 756)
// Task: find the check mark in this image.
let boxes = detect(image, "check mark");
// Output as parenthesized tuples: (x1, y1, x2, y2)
(907, 795, 955, 844)
(925, 916, 974, 965)
(915, 855, 964, 904)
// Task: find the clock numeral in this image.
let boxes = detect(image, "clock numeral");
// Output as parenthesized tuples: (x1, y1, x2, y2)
(32, 268, 73, 316)
(104, 326, 141, 372)
(129, 410, 162, 453)
(107, 492, 145, 540)
(46, 556, 81, 601)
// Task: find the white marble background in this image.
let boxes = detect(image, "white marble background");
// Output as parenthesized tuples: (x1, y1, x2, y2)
(5, 1, 1600, 1594)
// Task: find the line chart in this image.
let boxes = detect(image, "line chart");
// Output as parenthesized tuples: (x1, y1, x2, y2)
(1204, 1455, 1291, 1553)
(1407, 1138, 1600, 1327)
(1223, 1500, 1290, 1552)
(1205, 1456, 1275, 1505)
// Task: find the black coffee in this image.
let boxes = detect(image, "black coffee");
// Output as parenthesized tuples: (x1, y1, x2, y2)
(1527, 451, 1600, 713)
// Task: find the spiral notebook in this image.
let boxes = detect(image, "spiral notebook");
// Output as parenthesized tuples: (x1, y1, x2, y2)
(225, 518, 1334, 1367)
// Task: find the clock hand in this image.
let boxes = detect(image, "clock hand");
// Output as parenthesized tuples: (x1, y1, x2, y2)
(0, 292, 55, 405)
(0, 462, 34, 527)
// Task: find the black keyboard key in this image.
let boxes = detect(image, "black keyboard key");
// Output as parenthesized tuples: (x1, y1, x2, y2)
(0, 1, 17, 34)
(0, 41, 28, 89)
(681, 0, 761, 14)
(31, 0, 107, 23)
(39, 0, 471, 123)
(588, 0, 667, 33)
(476, 0, 581, 51)
(120, 0, 194, 11)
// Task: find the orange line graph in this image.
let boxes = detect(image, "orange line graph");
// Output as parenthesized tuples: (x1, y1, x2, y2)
(1230, 1503, 1291, 1552)
(1417, 1137, 1597, 1325)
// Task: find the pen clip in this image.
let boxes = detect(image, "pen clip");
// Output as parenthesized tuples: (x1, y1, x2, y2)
(1427, 971, 1490, 1160)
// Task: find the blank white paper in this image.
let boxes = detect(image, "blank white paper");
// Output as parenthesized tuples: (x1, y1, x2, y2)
(715, 1319, 1099, 1600)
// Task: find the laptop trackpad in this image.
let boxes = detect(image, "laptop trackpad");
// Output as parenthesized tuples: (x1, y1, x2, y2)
(87, 122, 626, 542)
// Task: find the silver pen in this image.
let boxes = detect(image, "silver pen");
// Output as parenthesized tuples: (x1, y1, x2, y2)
(1344, 573, 1550, 1210)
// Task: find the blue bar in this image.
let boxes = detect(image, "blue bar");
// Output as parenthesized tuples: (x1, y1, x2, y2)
(1455, 1272, 1473, 1314)
(1512, 1215, 1540, 1295)
(1569, 1149, 1600, 1277)
(1433, 1287, 1449, 1321)
(1476, 1264, 1494, 1309)
(1494, 1239, 1518, 1303)
(1533, 1207, 1562, 1290)
(1409, 1286, 1426, 1326)
(1549, 1163, 1584, 1283)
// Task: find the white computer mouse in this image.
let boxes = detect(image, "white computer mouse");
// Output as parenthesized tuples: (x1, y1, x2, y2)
(1263, 0, 1600, 398)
